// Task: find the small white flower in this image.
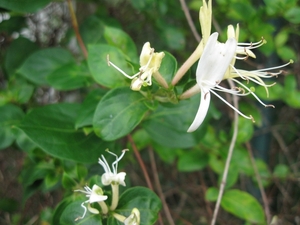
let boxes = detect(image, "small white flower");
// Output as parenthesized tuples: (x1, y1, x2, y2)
(107, 42, 165, 91)
(74, 184, 108, 221)
(124, 208, 140, 225)
(98, 149, 128, 186)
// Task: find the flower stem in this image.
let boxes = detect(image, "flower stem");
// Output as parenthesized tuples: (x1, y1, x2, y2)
(171, 41, 203, 86)
(110, 184, 119, 210)
(112, 212, 126, 222)
(153, 71, 169, 89)
(67, 0, 88, 59)
(98, 201, 109, 215)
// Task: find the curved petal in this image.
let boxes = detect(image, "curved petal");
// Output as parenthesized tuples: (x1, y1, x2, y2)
(187, 88, 211, 132)
(196, 32, 237, 84)
(116, 172, 126, 186)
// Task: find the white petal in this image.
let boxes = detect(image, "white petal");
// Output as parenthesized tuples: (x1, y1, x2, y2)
(117, 172, 126, 186)
(89, 185, 108, 203)
(187, 87, 211, 132)
(196, 32, 237, 84)
(101, 173, 113, 186)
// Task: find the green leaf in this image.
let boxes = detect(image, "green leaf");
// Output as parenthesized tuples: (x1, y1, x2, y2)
(273, 164, 290, 179)
(0, 0, 52, 13)
(60, 198, 102, 225)
(75, 89, 107, 129)
(277, 46, 297, 62)
(18, 48, 75, 85)
(4, 37, 38, 76)
(143, 96, 205, 148)
(47, 63, 92, 90)
(236, 117, 254, 143)
(104, 26, 138, 62)
(17, 103, 112, 163)
(93, 87, 148, 141)
(162, 27, 185, 50)
(0, 104, 24, 150)
(158, 51, 177, 84)
(1, 78, 34, 105)
(205, 187, 219, 202)
(80, 15, 105, 45)
(222, 190, 266, 224)
(113, 187, 162, 225)
(177, 150, 208, 172)
(88, 44, 130, 88)
(284, 7, 300, 24)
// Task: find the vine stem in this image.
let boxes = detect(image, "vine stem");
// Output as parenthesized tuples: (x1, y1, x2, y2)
(245, 142, 271, 224)
(127, 135, 153, 191)
(148, 147, 175, 225)
(210, 79, 239, 225)
(178, 0, 201, 42)
(67, 0, 88, 59)
(127, 135, 165, 225)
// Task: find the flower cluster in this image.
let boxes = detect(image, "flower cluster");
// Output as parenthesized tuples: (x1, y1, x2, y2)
(74, 149, 140, 224)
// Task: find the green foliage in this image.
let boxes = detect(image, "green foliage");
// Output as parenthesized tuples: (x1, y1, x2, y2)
(0, 0, 299, 224)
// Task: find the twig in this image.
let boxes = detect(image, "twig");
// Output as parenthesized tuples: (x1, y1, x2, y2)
(67, 0, 88, 59)
(246, 142, 271, 224)
(127, 135, 153, 190)
(179, 0, 201, 42)
(210, 79, 239, 225)
(148, 147, 175, 225)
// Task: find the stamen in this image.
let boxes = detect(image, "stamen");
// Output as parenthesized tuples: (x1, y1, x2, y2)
(99, 154, 111, 174)
(106, 54, 140, 79)
(232, 78, 275, 108)
(252, 60, 292, 73)
(210, 89, 254, 121)
(75, 201, 88, 221)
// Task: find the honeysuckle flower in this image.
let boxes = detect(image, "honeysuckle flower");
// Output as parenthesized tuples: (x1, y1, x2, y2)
(99, 149, 128, 210)
(98, 149, 127, 186)
(187, 32, 237, 132)
(74, 184, 108, 221)
(112, 208, 140, 225)
(186, 29, 292, 132)
(107, 42, 166, 91)
(124, 208, 140, 225)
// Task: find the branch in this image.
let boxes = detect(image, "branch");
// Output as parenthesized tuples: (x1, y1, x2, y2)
(246, 142, 271, 224)
(210, 79, 239, 225)
(179, 0, 201, 42)
(67, 0, 88, 59)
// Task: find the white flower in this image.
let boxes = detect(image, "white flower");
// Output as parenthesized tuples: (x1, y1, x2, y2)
(107, 42, 165, 91)
(187, 30, 292, 132)
(124, 208, 140, 225)
(187, 32, 237, 132)
(74, 184, 108, 221)
(98, 149, 128, 186)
